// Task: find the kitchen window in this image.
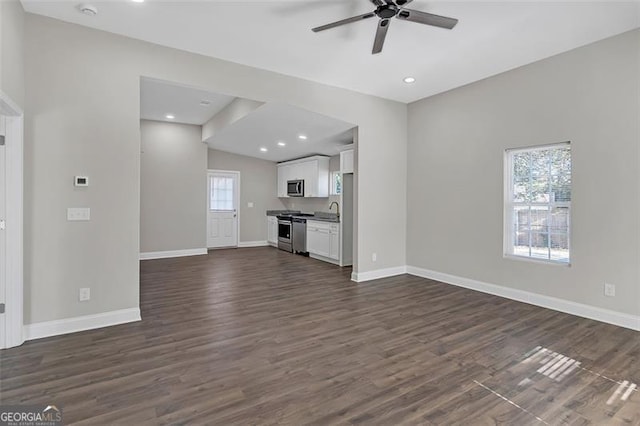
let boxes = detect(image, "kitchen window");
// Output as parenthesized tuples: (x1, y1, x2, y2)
(504, 142, 571, 264)
(330, 171, 341, 195)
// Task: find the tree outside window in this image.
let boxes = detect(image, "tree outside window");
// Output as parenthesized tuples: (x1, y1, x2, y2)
(506, 143, 571, 263)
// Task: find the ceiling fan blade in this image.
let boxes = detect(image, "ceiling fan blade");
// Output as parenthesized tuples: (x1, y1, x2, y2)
(312, 12, 376, 32)
(395, 0, 413, 6)
(369, 0, 384, 6)
(372, 19, 391, 54)
(396, 9, 458, 29)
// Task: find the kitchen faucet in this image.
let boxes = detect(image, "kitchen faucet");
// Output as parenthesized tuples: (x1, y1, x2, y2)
(329, 201, 340, 219)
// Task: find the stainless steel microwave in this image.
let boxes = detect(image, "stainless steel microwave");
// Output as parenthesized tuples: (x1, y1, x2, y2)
(287, 180, 304, 197)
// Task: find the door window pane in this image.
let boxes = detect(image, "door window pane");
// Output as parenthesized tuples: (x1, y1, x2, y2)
(210, 176, 234, 211)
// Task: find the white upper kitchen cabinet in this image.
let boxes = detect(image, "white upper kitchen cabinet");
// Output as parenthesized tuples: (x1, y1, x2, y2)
(277, 156, 329, 198)
(340, 149, 354, 174)
(277, 164, 290, 198)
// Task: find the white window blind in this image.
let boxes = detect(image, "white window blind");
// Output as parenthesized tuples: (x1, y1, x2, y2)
(505, 143, 571, 263)
(210, 176, 234, 211)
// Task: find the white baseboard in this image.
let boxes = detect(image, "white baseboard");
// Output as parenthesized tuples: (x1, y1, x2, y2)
(24, 308, 142, 341)
(238, 241, 269, 248)
(351, 265, 407, 283)
(407, 266, 640, 332)
(140, 248, 207, 260)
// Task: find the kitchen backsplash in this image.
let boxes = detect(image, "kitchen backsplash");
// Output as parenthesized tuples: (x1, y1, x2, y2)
(281, 194, 340, 214)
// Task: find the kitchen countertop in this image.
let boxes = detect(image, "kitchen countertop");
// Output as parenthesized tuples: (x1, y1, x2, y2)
(302, 213, 340, 223)
(266, 210, 340, 223)
(303, 217, 340, 223)
(266, 210, 300, 216)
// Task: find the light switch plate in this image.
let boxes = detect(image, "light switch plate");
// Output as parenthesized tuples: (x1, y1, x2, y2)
(604, 283, 616, 297)
(79, 287, 90, 302)
(67, 208, 90, 221)
(248, 202, 254, 208)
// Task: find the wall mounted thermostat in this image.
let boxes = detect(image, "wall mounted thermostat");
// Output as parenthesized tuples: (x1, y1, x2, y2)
(75, 176, 89, 187)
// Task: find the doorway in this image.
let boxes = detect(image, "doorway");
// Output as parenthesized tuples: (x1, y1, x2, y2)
(0, 91, 24, 349)
(0, 117, 6, 348)
(207, 170, 240, 248)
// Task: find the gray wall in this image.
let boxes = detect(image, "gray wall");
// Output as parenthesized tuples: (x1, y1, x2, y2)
(25, 14, 406, 324)
(1, 0, 24, 107)
(407, 30, 640, 317)
(208, 149, 285, 243)
(140, 120, 207, 253)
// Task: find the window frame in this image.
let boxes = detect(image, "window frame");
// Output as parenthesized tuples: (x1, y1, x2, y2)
(503, 142, 572, 266)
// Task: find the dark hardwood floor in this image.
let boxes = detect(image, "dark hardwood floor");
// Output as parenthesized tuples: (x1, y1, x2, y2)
(1, 247, 638, 425)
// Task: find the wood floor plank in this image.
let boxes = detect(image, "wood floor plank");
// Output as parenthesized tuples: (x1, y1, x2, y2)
(1, 247, 638, 425)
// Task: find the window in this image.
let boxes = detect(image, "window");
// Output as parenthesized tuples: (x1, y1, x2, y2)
(210, 176, 234, 211)
(505, 143, 571, 263)
(330, 171, 342, 195)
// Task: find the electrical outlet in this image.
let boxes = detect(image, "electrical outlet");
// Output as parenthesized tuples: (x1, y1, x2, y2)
(372, 253, 377, 262)
(79, 288, 91, 302)
(604, 283, 615, 297)
(248, 202, 254, 208)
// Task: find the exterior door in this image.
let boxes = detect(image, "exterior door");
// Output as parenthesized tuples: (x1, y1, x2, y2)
(207, 171, 239, 248)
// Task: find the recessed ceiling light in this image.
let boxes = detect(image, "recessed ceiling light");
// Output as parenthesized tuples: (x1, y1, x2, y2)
(260, 147, 268, 152)
(403, 76, 416, 84)
(298, 134, 308, 140)
(165, 114, 175, 120)
(199, 100, 211, 107)
(277, 142, 286, 147)
(131, 0, 144, 3)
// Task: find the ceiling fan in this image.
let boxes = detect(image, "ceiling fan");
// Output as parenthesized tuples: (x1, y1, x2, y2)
(312, 0, 459, 54)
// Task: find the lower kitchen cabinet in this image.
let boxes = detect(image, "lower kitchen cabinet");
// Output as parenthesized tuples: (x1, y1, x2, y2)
(329, 225, 340, 260)
(307, 220, 340, 262)
(267, 216, 278, 246)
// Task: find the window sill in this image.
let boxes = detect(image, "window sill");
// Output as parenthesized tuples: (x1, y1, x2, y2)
(503, 254, 571, 267)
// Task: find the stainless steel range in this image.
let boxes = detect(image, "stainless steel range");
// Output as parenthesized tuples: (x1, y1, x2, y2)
(277, 213, 314, 253)
(277, 215, 293, 252)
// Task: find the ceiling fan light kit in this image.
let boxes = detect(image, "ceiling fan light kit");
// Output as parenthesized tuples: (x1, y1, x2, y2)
(312, 0, 458, 55)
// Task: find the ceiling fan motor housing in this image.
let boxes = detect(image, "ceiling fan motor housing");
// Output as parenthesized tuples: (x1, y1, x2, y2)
(376, 4, 398, 19)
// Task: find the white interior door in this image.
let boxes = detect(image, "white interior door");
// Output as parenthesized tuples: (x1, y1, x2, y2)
(0, 116, 6, 348)
(0, 93, 24, 349)
(207, 171, 239, 248)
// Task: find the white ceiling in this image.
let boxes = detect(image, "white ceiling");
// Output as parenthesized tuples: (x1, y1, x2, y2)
(206, 102, 355, 162)
(140, 78, 235, 125)
(23, 1, 640, 103)
(140, 78, 353, 162)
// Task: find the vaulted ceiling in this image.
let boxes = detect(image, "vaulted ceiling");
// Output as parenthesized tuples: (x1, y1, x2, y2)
(22, 1, 640, 103)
